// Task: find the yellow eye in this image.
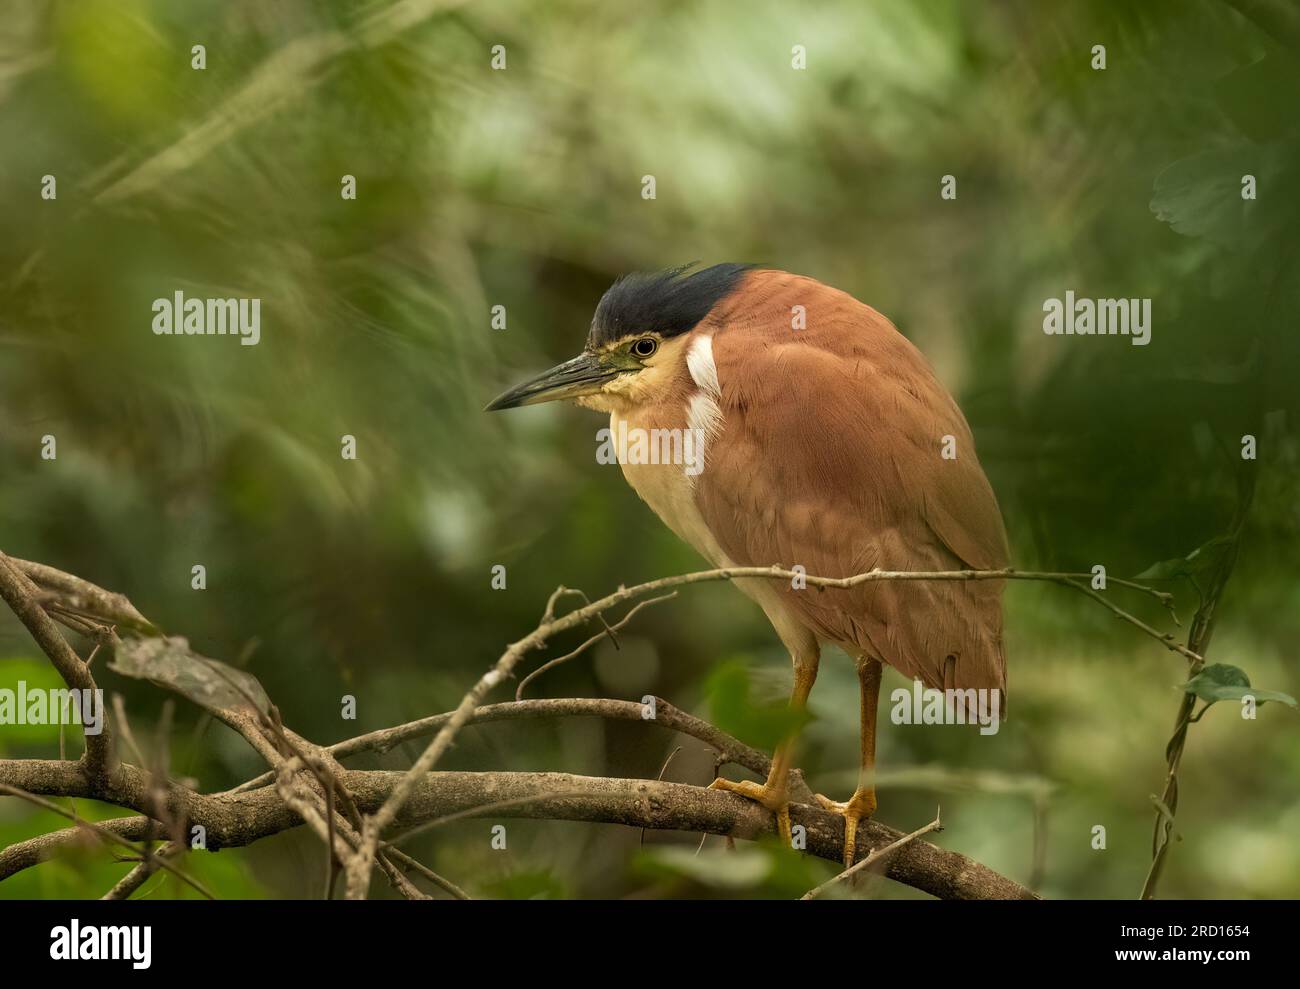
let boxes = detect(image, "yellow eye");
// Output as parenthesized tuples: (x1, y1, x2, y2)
(630, 337, 658, 359)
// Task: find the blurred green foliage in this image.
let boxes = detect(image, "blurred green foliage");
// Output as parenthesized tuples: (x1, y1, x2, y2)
(1, 0, 1297, 898)
(706, 659, 812, 753)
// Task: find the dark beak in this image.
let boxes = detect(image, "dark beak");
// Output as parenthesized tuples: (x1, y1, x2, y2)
(485, 350, 638, 411)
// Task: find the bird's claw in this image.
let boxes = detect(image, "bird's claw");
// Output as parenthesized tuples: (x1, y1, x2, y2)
(815, 790, 877, 868)
(709, 777, 793, 847)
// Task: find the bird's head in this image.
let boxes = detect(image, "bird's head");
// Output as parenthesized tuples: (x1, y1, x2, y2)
(485, 263, 751, 415)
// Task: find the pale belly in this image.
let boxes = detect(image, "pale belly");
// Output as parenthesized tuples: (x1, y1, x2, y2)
(610, 409, 822, 660)
(610, 409, 731, 567)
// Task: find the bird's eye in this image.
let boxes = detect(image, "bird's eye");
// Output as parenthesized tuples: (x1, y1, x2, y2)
(630, 337, 658, 359)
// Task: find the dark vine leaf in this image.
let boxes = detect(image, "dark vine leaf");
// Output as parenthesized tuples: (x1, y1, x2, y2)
(110, 635, 271, 717)
(1150, 144, 1288, 251)
(1137, 535, 1234, 582)
(1179, 663, 1297, 708)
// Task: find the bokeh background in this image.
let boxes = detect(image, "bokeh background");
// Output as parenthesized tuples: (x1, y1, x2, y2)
(1, 0, 1297, 899)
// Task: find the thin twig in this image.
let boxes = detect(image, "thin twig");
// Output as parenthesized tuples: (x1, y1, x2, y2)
(802, 810, 943, 900)
(382, 847, 471, 900)
(0, 783, 214, 899)
(383, 789, 595, 849)
(641, 746, 683, 848)
(516, 592, 677, 699)
(103, 841, 182, 900)
(231, 697, 794, 816)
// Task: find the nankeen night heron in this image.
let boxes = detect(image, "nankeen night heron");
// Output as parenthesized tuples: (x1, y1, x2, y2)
(487, 264, 1008, 865)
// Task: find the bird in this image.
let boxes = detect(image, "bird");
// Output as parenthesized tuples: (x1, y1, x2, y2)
(486, 263, 1008, 866)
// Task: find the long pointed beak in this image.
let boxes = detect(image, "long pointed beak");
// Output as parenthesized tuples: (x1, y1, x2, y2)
(485, 351, 637, 411)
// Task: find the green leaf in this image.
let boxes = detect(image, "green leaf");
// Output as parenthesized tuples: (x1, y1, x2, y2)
(1150, 143, 1289, 251)
(635, 842, 837, 898)
(1137, 536, 1235, 582)
(1241, 689, 1299, 707)
(481, 869, 567, 900)
(1179, 663, 1297, 709)
(704, 660, 809, 752)
(636, 846, 773, 889)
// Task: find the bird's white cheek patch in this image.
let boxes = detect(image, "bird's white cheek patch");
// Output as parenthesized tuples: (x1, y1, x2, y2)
(684, 335, 724, 481)
(686, 334, 721, 396)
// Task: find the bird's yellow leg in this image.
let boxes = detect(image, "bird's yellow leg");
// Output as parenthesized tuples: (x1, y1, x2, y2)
(710, 661, 817, 848)
(816, 658, 882, 867)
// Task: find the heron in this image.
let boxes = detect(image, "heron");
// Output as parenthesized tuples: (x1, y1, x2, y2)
(487, 264, 1008, 866)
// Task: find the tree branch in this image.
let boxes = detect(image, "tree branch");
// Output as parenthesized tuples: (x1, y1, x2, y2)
(232, 697, 794, 797)
(0, 553, 114, 778)
(0, 761, 1034, 899)
(11, 554, 1176, 899)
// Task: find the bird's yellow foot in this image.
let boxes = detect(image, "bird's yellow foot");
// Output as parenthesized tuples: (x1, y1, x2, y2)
(709, 777, 793, 847)
(815, 789, 877, 867)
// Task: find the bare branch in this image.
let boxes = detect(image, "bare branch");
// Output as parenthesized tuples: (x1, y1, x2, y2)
(0, 553, 114, 777)
(0, 763, 1033, 900)
(516, 592, 677, 700)
(102, 841, 182, 900)
(9, 557, 158, 635)
(2, 557, 1108, 901)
